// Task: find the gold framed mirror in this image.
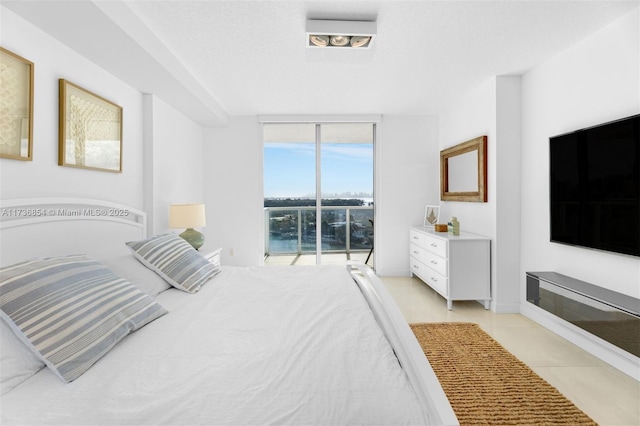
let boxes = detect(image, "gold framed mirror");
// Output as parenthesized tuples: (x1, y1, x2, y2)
(440, 135, 487, 202)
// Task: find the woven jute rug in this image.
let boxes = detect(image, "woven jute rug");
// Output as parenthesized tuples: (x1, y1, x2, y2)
(410, 322, 598, 425)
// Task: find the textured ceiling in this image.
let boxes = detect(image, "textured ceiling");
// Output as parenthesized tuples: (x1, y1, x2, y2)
(4, 0, 638, 126)
(124, 0, 638, 115)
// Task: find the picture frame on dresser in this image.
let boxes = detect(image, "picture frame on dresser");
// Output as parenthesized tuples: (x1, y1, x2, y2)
(0, 47, 34, 161)
(423, 205, 440, 227)
(58, 79, 123, 173)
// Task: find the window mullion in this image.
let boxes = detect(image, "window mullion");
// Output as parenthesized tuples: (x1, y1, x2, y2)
(315, 124, 322, 265)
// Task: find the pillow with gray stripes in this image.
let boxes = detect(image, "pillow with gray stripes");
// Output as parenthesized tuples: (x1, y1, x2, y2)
(125, 233, 220, 293)
(0, 254, 168, 383)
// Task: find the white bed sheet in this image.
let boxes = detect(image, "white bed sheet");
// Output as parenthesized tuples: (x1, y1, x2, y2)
(0, 265, 427, 425)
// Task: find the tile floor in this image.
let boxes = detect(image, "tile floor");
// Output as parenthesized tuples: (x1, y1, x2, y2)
(381, 275, 640, 426)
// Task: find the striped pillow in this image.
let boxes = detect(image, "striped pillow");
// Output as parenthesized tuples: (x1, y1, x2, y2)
(126, 233, 219, 293)
(0, 255, 168, 383)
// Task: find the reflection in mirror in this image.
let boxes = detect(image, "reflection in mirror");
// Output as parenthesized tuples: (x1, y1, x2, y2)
(447, 150, 478, 192)
(440, 136, 487, 202)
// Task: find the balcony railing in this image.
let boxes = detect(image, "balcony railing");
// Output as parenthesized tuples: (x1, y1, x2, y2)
(264, 206, 373, 256)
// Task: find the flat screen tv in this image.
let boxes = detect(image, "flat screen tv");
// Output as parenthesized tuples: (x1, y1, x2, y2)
(549, 114, 639, 257)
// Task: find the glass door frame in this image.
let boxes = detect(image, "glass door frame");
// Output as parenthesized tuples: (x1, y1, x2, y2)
(260, 115, 380, 266)
(314, 124, 322, 265)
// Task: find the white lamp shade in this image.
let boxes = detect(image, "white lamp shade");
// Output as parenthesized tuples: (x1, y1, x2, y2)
(169, 204, 206, 228)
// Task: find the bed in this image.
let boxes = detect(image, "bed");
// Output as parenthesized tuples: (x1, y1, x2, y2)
(0, 198, 458, 426)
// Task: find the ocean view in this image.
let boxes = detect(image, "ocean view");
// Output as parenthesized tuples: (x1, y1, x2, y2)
(264, 199, 373, 255)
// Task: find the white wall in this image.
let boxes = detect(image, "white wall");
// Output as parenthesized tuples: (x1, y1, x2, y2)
(520, 8, 640, 299)
(495, 77, 522, 312)
(0, 7, 144, 208)
(376, 115, 440, 276)
(144, 95, 204, 235)
(203, 116, 264, 266)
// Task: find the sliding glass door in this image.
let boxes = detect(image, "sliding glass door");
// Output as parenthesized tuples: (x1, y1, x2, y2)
(263, 123, 374, 265)
(263, 124, 317, 258)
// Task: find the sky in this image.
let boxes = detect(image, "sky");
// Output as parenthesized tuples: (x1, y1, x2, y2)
(264, 142, 373, 198)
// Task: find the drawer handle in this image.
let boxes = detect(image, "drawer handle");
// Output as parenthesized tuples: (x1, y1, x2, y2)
(413, 265, 419, 269)
(413, 236, 419, 240)
(430, 243, 438, 247)
(431, 277, 438, 282)
(413, 250, 419, 254)
(430, 260, 438, 265)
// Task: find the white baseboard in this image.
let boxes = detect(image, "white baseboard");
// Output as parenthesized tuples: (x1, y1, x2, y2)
(493, 302, 520, 314)
(521, 302, 640, 381)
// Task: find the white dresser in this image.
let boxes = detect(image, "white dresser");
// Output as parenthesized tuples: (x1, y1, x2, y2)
(409, 226, 491, 310)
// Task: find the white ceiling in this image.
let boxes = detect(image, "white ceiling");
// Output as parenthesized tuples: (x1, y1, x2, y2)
(4, 1, 638, 127)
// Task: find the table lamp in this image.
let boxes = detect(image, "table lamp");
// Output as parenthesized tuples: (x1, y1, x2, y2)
(169, 203, 206, 250)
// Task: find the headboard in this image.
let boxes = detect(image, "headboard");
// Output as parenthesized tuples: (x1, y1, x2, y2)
(0, 198, 146, 267)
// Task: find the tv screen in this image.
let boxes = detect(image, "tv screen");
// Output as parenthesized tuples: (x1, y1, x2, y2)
(549, 114, 640, 257)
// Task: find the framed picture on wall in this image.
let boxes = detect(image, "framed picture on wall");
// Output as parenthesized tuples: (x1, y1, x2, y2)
(0, 47, 34, 161)
(58, 79, 123, 172)
(424, 205, 440, 227)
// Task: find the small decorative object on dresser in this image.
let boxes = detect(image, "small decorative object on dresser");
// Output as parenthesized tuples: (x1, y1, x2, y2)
(434, 224, 448, 232)
(450, 217, 460, 236)
(423, 205, 440, 227)
(409, 226, 490, 310)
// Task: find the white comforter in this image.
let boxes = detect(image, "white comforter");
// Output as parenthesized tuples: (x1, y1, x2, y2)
(0, 265, 427, 425)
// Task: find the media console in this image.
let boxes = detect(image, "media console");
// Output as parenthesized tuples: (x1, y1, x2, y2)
(526, 272, 639, 363)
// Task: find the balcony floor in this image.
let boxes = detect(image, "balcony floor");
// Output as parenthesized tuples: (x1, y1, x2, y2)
(264, 251, 371, 266)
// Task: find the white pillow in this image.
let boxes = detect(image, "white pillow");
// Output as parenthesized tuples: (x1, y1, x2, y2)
(101, 254, 171, 297)
(0, 318, 44, 395)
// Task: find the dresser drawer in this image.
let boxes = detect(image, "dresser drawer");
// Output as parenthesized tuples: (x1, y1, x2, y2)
(423, 250, 448, 277)
(423, 233, 447, 258)
(411, 243, 447, 277)
(409, 243, 427, 263)
(409, 229, 426, 248)
(410, 259, 448, 297)
(424, 269, 448, 298)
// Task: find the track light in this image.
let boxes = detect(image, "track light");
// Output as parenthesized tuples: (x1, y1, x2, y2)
(306, 20, 376, 49)
(350, 36, 371, 48)
(309, 35, 329, 47)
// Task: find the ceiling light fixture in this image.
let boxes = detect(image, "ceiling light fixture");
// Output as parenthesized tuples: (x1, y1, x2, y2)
(309, 34, 329, 47)
(330, 35, 350, 46)
(306, 19, 376, 49)
(349, 36, 371, 48)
